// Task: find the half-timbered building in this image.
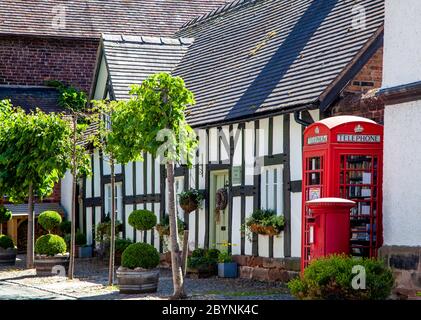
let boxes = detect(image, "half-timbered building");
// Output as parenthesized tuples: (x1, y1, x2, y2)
(83, 0, 385, 279)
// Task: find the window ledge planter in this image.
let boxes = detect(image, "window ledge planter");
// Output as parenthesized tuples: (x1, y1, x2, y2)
(218, 262, 238, 278)
(34, 253, 70, 276)
(116, 266, 159, 294)
(249, 224, 283, 237)
(0, 247, 17, 265)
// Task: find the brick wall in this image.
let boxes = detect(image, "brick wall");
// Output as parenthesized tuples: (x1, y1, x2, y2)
(0, 35, 99, 93)
(43, 183, 61, 203)
(329, 47, 385, 124)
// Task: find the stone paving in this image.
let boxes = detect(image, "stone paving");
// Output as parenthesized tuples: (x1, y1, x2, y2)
(0, 255, 294, 300)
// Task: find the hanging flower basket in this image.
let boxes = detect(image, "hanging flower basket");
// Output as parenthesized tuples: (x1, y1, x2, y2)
(179, 190, 204, 214)
(180, 196, 198, 213)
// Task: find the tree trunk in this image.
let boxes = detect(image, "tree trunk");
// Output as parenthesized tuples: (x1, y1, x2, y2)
(68, 115, 77, 279)
(167, 161, 186, 299)
(26, 183, 34, 269)
(181, 230, 189, 278)
(108, 158, 116, 286)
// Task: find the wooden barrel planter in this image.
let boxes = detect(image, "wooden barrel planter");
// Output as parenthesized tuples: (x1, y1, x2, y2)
(34, 254, 70, 276)
(0, 248, 17, 265)
(116, 267, 159, 294)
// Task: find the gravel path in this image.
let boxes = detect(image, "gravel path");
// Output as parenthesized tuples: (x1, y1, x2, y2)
(0, 255, 293, 300)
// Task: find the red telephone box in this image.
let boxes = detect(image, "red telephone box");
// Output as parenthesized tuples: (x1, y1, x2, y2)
(301, 116, 383, 269)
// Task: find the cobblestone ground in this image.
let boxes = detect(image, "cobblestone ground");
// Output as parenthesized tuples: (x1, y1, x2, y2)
(0, 255, 294, 300)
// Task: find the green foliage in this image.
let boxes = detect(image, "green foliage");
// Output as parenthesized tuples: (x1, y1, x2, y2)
(59, 220, 71, 235)
(75, 231, 87, 246)
(288, 254, 394, 300)
(0, 205, 12, 224)
(95, 219, 123, 243)
(206, 249, 221, 263)
(128, 209, 157, 231)
(188, 248, 220, 269)
(38, 211, 62, 233)
(191, 248, 206, 258)
(218, 250, 233, 263)
(156, 214, 185, 235)
(0, 99, 72, 202)
(45, 80, 87, 112)
(242, 209, 285, 239)
(121, 242, 160, 269)
(179, 189, 203, 208)
(115, 238, 133, 254)
(35, 234, 67, 256)
(0, 234, 14, 249)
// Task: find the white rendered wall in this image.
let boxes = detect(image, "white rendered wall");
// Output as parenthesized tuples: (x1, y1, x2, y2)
(60, 170, 73, 219)
(383, 101, 421, 246)
(383, 0, 421, 88)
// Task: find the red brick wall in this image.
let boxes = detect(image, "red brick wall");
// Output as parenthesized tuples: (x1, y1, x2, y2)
(0, 35, 99, 93)
(329, 47, 385, 124)
(44, 183, 61, 203)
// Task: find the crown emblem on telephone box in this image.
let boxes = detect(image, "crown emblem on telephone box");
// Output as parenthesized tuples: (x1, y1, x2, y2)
(354, 125, 364, 133)
(314, 127, 320, 134)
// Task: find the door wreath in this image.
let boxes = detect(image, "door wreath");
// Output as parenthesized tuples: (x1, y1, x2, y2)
(215, 188, 228, 223)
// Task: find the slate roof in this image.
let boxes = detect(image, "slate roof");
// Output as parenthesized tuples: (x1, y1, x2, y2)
(174, 0, 385, 127)
(102, 35, 193, 100)
(4, 202, 66, 217)
(0, 0, 229, 39)
(0, 86, 64, 114)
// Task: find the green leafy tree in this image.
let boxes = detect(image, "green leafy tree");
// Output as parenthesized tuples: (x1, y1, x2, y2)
(91, 99, 129, 286)
(0, 99, 72, 268)
(125, 72, 197, 299)
(48, 81, 91, 280)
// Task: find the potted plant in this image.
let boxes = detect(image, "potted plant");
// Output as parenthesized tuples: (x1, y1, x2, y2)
(179, 189, 204, 214)
(217, 250, 238, 278)
(114, 238, 133, 265)
(34, 210, 69, 276)
(76, 231, 92, 258)
(94, 217, 123, 259)
(242, 209, 285, 239)
(0, 205, 16, 265)
(156, 214, 186, 237)
(116, 209, 159, 293)
(187, 248, 220, 278)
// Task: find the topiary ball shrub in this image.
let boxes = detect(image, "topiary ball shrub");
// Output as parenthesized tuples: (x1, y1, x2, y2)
(35, 234, 67, 256)
(0, 234, 14, 249)
(115, 238, 133, 254)
(288, 254, 394, 300)
(128, 210, 157, 231)
(0, 205, 12, 224)
(121, 242, 160, 269)
(38, 211, 62, 233)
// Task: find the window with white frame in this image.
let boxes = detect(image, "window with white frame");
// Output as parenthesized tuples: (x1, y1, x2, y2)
(261, 165, 283, 213)
(105, 182, 123, 220)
